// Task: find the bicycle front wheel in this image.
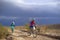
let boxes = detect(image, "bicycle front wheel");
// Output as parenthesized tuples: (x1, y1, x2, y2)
(33, 30, 37, 38)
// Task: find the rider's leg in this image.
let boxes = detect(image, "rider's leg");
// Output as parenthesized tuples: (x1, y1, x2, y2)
(11, 27, 14, 33)
(11, 28, 13, 33)
(29, 26, 33, 35)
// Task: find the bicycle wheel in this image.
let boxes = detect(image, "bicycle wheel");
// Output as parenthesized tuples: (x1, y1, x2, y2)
(27, 29, 32, 36)
(27, 31, 31, 36)
(33, 30, 37, 38)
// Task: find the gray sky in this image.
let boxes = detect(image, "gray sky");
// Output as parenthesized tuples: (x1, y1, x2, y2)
(0, 0, 60, 26)
(0, 0, 60, 19)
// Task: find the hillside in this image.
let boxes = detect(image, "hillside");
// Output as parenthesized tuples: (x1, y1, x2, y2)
(46, 24, 60, 29)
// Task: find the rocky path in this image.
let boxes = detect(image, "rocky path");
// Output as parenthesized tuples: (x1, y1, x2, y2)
(6, 29, 59, 40)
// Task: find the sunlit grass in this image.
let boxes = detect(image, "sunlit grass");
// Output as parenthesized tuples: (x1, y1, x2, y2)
(0, 24, 9, 39)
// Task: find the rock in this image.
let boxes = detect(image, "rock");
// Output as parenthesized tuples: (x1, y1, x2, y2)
(13, 37, 25, 40)
(0, 39, 6, 40)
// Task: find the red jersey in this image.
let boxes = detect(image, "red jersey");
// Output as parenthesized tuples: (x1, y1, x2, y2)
(30, 20, 35, 26)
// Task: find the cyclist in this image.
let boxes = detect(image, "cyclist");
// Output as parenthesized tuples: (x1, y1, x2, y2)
(29, 18, 36, 36)
(10, 21, 15, 33)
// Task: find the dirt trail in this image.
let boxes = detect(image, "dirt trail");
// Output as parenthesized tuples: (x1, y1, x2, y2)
(8, 29, 59, 40)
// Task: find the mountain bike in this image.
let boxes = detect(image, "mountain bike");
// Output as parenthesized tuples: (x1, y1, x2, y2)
(28, 26, 38, 38)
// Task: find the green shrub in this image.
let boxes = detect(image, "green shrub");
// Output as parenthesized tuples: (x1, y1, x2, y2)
(0, 24, 9, 39)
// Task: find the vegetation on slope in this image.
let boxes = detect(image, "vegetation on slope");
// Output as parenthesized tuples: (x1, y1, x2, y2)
(0, 23, 9, 39)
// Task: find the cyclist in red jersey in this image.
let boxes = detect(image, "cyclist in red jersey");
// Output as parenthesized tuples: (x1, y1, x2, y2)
(30, 19, 35, 29)
(29, 19, 36, 34)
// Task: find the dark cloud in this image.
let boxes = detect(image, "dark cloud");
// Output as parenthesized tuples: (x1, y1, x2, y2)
(0, 1, 60, 17)
(0, 0, 60, 26)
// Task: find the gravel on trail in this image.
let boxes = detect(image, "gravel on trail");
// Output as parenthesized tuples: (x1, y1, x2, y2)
(6, 30, 59, 40)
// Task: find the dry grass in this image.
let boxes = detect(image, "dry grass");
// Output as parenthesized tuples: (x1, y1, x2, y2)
(0, 26, 9, 39)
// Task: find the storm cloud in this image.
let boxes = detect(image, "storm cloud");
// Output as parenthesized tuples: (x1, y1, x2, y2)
(0, 0, 60, 26)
